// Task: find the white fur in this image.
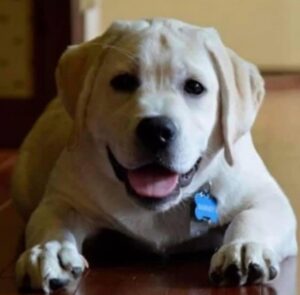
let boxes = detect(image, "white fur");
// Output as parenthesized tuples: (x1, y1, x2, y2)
(12, 19, 297, 292)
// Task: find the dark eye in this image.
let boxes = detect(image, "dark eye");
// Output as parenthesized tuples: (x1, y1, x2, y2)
(110, 73, 140, 92)
(184, 79, 205, 95)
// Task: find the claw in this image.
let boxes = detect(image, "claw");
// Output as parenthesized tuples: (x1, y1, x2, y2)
(210, 271, 223, 284)
(81, 255, 89, 268)
(247, 263, 264, 283)
(224, 264, 243, 285)
(49, 278, 69, 291)
(269, 266, 278, 280)
(71, 267, 83, 279)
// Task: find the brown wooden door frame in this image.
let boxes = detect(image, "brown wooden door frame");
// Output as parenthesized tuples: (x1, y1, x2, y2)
(0, 0, 83, 147)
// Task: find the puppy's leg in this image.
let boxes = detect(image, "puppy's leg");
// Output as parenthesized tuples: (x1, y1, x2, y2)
(209, 193, 297, 286)
(16, 201, 93, 293)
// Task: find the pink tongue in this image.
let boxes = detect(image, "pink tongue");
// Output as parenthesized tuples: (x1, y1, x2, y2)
(127, 165, 179, 198)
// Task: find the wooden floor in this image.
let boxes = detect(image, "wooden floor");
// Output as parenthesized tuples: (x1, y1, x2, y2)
(0, 77, 299, 294)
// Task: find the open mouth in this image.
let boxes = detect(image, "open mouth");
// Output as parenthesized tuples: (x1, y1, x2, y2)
(107, 148, 201, 209)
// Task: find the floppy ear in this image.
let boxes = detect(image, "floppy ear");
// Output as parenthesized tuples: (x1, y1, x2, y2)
(56, 35, 111, 147)
(55, 20, 150, 147)
(56, 43, 96, 119)
(205, 30, 265, 166)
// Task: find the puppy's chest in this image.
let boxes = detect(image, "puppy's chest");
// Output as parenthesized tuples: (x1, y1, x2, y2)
(113, 201, 222, 254)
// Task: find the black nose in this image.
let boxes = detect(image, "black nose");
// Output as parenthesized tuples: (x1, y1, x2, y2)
(136, 116, 177, 152)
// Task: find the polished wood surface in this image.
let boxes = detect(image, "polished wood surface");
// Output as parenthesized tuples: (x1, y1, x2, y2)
(0, 78, 299, 294)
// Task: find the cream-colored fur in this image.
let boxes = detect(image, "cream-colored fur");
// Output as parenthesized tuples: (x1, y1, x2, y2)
(12, 19, 297, 292)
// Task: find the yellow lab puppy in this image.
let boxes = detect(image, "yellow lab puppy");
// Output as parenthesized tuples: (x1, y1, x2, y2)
(13, 19, 297, 292)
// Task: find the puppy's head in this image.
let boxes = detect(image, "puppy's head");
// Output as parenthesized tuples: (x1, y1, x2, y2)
(56, 19, 264, 211)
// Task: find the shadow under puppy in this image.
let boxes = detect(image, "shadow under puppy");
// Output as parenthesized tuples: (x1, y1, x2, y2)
(12, 18, 297, 293)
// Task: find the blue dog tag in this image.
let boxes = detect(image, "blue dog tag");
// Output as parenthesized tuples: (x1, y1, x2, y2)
(193, 183, 218, 224)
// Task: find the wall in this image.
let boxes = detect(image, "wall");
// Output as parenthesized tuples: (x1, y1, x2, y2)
(90, 0, 300, 71)
(0, 0, 33, 98)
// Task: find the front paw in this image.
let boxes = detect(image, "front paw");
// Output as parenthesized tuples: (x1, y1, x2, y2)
(16, 241, 88, 293)
(209, 242, 279, 286)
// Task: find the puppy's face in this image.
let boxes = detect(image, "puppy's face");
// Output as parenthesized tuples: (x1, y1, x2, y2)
(57, 19, 264, 211)
(86, 23, 219, 210)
